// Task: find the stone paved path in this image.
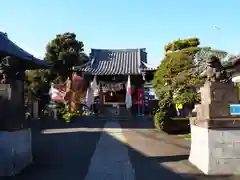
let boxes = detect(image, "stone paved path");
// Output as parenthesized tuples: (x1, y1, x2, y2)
(84, 122, 135, 180)
(4, 119, 238, 180)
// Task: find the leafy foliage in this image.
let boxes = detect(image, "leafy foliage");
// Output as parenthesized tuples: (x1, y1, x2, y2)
(154, 110, 165, 129)
(236, 83, 240, 100)
(25, 70, 49, 99)
(154, 50, 204, 106)
(155, 37, 229, 122)
(62, 112, 82, 123)
(44, 32, 88, 81)
(153, 37, 208, 128)
(173, 92, 200, 105)
(164, 37, 200, 52)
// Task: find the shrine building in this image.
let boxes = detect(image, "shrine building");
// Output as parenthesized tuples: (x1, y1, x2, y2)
(73, 48, 156, 115)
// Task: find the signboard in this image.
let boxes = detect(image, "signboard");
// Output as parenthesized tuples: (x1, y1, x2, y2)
(149, 88, 155, 97)
(143, 88, 155, 106)
(230, 104, 240, 115)
(136, 89, 144, 115)
(137, 89, 144, 107)
(143, 88, 149, 107)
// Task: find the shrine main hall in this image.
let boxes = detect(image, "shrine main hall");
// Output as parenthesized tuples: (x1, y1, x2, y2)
(73, 48, 156, 115)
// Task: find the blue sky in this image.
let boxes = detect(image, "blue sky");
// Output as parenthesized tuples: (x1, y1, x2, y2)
(0, 0, 239, 67)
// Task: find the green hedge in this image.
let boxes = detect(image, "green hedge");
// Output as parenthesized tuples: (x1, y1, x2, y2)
(154, 111, 165, 129)
(154, 110, 173, 131)
(154, 110, 190, 133)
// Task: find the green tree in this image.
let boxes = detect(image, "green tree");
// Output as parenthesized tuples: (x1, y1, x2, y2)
(153, 37, 228, 129)
(25, 70, 50, 100)
(155, 37, 228, 106)
(154, 51, 203, 107)
(44, 32, 88, 81)
(164, 37, 200, 53)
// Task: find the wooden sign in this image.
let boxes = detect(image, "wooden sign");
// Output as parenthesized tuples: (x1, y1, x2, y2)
(143, 88, 150, 107)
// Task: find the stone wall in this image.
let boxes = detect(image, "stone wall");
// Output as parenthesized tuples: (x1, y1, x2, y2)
(189, 125, 240, 175)
(0, 128, 32, 176)
(209, 127, 240, 174)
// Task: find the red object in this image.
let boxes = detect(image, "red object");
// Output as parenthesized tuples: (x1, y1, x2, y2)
(54, 83, 65, 90)
(51, 93, 64, 102)
(127, 87, 132, 95)
(72, 74, 82, 81)
(51, 95, 63, 102)
(137, 88, 144, 107)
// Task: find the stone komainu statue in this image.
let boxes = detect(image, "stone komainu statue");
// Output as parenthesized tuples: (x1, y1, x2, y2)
(206, 55, 230, 83)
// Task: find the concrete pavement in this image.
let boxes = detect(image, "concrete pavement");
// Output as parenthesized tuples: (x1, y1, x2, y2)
(7, 120, 104, 180)
(4, 119, 238, 180)
(84, 122, 135, 180)
(120, 121, 237, 180)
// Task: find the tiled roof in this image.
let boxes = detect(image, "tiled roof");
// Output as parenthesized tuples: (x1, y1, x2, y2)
(222, 55, 240, 69)
(74, 48, 148, 75)
(0, 32, 49, 68)
(140, 61, 157, 71)
(230, 55, 240, 66)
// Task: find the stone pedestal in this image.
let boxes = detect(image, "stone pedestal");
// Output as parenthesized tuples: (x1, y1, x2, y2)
(189, 82, 240, 175)
(0, 128, 32, 176)
(189, 125, 240, 175)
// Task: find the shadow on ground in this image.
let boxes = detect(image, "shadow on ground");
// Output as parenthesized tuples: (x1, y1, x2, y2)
(3, 119, 237, 180)
(127, 147, 236, 180)
(33, 116, 155, 129)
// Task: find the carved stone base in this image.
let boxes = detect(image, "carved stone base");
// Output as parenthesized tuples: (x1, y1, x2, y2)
(195, 103, 232, 120)
(200, 82, 238, 105)
(189, 125, 240, 175)
(0, 128, 32, 176)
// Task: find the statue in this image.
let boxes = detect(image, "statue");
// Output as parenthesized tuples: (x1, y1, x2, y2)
(206, 55, 230, 83)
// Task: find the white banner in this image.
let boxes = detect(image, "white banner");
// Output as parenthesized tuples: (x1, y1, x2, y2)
(99, 81, 125, 92)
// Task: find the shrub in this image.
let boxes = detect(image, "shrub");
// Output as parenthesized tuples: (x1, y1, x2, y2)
(154, 110, 165, 129)
(62, 112, 74, 123)
(55, 102, 67, 117)
(62, 111, 83, 123)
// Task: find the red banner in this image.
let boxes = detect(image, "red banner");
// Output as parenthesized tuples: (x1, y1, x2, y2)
(137, 89, 143, 107)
